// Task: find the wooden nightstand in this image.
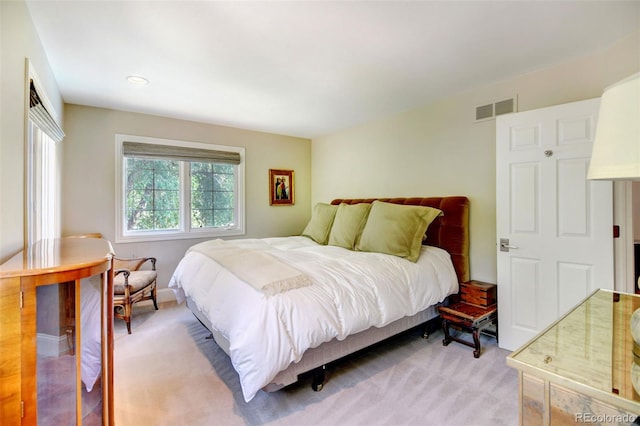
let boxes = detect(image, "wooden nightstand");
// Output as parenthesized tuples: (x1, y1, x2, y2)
(438, 281, 497, 358)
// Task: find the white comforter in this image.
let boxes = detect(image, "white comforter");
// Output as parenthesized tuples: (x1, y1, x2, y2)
(169, 236, 458, 402)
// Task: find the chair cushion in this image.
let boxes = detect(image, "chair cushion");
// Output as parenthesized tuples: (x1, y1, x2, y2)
(114, 270, 157, 295)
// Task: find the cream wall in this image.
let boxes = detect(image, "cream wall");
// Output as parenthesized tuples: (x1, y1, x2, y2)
(311, 30, 640, 283)
(61, 105, 311, 298)
(0, 0, 63, 262)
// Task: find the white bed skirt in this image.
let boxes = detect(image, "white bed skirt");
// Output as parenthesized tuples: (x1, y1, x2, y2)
(186, 296, 439, 392)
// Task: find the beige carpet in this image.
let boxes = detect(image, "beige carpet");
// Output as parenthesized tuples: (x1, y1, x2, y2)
(114, 302, 518, 426)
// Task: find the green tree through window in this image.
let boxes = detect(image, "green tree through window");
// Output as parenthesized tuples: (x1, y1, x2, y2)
(191, 162, 235, 228)
(125, 158, 180, 231)
(125, 159, 236, 232)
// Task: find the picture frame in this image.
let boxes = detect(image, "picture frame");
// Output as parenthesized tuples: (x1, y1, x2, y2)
(269, 169, 294, 205)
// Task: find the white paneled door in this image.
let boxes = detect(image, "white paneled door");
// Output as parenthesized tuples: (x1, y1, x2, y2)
(496, 98, 614, 351)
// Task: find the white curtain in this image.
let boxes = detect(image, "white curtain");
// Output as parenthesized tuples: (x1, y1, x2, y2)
(27, 121, 60, 245)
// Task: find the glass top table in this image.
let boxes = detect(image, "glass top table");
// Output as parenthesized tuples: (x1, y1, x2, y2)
(507, 289, 640, 415)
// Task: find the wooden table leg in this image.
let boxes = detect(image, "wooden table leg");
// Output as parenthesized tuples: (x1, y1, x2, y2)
(472, 328, 481, 358)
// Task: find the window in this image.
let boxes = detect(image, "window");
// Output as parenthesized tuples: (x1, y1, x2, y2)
(27, 72, 65, 245)
(125, 157, 180, 231)
(27, 122, 60, 244)
(115, 134, 245, 243)
(190, 162, 236, 228)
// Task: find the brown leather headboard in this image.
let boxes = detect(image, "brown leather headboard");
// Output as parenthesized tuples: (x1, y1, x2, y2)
(330, 197, 470, 283)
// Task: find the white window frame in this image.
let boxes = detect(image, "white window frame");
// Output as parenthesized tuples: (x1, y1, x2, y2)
(115, 134, 245, 243)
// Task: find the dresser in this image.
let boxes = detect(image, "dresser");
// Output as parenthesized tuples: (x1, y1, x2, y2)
(507, 289, 640, 425)
(0, 237, 114, 425)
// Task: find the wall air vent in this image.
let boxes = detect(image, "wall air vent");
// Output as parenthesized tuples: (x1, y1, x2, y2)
(475, 96, 518, 122)
(494, 98, 515, 116)
(476, 103, 494, 121)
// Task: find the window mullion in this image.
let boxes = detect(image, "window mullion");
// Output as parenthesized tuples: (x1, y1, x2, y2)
(182, 162, 191, 233)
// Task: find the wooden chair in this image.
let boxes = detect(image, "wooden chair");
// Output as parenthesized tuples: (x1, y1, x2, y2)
(113, 256, 158, 334)
(62, 233, 158, 333)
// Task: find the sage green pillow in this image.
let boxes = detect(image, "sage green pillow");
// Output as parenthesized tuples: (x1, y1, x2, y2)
(328, 203, 372, 249)
(301, 203, 338, 244)
(356, 201, 443, 262)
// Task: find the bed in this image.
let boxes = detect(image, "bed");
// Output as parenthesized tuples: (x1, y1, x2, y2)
(169, 196, 469, 402)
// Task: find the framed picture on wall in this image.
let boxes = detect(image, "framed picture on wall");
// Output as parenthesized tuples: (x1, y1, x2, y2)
(269, 169, 294, 205)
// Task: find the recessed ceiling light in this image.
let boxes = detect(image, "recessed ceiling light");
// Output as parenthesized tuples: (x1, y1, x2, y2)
(126, 75, 149, 85)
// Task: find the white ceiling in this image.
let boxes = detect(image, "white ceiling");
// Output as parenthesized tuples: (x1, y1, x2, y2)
(26, 1, 640, 139)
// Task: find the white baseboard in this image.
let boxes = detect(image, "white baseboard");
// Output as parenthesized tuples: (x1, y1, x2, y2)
(37, 332, 70, 357)
(157, 287, 176, 303)
(134, 287, 177, 306)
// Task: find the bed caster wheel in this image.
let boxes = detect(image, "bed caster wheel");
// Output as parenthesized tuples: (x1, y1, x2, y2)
(311, 366, 326, 392)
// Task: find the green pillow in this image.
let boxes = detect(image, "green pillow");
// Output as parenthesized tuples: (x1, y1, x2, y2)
(356, 201, 443, 262)
(301, 203, 338, 244)
(328, 203, 372, 249)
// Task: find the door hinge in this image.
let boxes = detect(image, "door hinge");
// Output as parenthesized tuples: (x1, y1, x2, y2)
(20, 291, 24, 309)
(21, 400, 24, 418)
(613, 225, 620, 239)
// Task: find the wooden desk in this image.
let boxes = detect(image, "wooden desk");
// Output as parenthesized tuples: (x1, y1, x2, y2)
(507, 290, 640, 425)
(0, 238, 114, 425)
